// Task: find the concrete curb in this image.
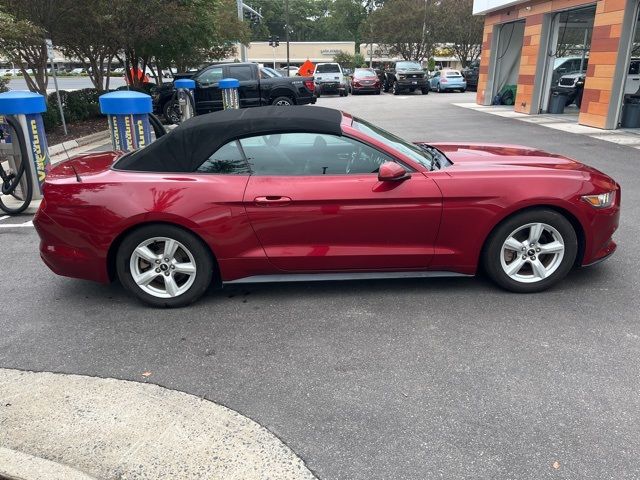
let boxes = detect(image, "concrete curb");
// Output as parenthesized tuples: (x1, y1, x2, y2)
(48, 130, 110, 156)
(0, 369, 317, 480)
(0, 447, 96, 480)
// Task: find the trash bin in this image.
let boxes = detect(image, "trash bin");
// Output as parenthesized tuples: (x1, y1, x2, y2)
(620, 96, 640, 128)
(548, 92, 568, 114)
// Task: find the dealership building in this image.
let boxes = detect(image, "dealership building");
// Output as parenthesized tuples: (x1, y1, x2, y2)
(474, 0, 640, 129)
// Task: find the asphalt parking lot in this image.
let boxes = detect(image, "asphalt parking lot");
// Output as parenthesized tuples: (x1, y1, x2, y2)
(2, 91, 639, 479)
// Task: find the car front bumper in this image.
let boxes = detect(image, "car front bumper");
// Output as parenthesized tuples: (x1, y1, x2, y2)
(396, 78, 428, 89)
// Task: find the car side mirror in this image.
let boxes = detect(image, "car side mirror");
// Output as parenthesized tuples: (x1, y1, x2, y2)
(378, 162, 411, 182)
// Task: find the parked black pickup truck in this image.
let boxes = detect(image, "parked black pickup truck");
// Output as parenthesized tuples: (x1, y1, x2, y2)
(153, 62, 317, 123)
(383, 61, 429, 95)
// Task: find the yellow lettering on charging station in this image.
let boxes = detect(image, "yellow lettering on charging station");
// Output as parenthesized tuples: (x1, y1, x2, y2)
(124, 115, 133, 150)
(137, 119, 145, 147)
(111, 116, 120, 149)
(29, 119, 46, 182)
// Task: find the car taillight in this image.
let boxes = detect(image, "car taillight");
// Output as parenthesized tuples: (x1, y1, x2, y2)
(304, 80, 315, 92)
(441, 78, 448, 83)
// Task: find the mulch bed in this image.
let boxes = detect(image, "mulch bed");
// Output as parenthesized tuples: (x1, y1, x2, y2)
(47, 116, 109, 146)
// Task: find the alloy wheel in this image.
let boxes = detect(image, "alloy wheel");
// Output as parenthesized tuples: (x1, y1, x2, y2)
(500, 223, 565, 284)
(129, 237, 197, 298)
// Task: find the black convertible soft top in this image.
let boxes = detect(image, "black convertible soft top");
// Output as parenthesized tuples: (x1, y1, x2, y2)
(115, 106, 343, 172)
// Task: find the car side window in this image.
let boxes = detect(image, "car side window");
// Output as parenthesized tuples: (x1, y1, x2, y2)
(198, 67, 223, 85)
(629, 61, 639, 75)
(197, 140, 250, 174)
(239, 133, 398, 176)
(227, 65, 253, 81)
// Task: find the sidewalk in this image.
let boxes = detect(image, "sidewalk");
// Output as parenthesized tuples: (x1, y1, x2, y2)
(0, 369, 316, 480)
(454, 102, 640, 150)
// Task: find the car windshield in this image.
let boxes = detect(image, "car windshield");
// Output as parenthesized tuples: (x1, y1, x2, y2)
(354, 69, 375, 78)
(316, 64, 341, 73)
(445, 71, 462, 77)
(352, 117, 438, 170)
(396, 61, 422, 70)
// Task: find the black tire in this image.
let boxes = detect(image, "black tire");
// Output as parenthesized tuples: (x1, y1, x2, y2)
(392, 81, 400, 95)
(117, 224, 214, 308)
(375, 90, 381, 95)
(436, 83, 442, 93)
(483, 209, 578, 293)
(421, 87, 429, 95)
(163, 99, 181, 124)
(0, 116, 34, 215)
(271, 96, 295, 106)
(461, 88, 467, 93)
(575, 90, 583, 109)
(383, 82, 390, 93)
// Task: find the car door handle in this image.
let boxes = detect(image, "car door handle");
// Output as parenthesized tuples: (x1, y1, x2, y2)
(254, 196, 292, 206)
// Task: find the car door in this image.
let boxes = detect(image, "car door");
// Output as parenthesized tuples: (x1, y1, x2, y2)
(430, 71, 439, 88)
(241, 132, 442, 272)
(225, 64, 261, 108)
(193, 66, 223, 113)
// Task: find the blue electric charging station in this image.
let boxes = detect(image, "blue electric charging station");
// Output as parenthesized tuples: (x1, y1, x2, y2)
(99, 91, 152, 152)
(174, 78, 195, 122)
(0, 91, 50, 201)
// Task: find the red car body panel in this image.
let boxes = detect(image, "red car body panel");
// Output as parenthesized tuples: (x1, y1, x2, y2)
(350, 73, 381, 93)
(34, 114, 620, 286)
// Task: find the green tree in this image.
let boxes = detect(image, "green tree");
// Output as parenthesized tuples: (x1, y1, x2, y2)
(55, 0, 120, 91)
(333, 50, 366, 69)
(436, 0, 483, 68)
(0, 1, 71, 94)
(368, 0, 437, 61)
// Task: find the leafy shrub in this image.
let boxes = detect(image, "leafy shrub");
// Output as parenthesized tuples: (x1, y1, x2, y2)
(43, 88, 104, 132)
(0, 76, 8, 93)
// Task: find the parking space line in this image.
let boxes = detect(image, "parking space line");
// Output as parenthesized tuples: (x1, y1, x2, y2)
(0, 215, 9, 222)
(0, 220, 33, 228)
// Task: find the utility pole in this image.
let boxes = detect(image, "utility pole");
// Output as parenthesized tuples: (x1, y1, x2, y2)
(236, 0, 246, 61)
(285, 0, 290, 75)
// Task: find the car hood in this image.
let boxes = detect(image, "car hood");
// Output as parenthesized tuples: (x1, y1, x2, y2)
(429, 142, 596, 173)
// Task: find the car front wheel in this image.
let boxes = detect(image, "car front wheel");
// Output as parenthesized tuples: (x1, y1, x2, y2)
(483, 209, 578, 293)
(117, 225, 214, 307)
(392, 81, 400, 95)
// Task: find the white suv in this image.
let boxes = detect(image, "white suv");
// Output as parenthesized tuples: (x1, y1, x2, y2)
(313, 63, 348, 97)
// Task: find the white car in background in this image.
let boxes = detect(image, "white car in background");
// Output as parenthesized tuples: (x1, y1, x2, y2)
(313, 63, 348, 97)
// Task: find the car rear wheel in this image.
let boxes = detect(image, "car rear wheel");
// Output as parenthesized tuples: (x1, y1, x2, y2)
(271, 96, 294, 106)
(117, 225, 214, 307)
(483, 209, 577, 293)
(421, 87, 429, 95)
(436, 83, 442, 93)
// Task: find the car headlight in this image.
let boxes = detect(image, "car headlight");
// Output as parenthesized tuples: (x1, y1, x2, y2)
(582, 191, 615, 208)
(398, 74, 405, 79)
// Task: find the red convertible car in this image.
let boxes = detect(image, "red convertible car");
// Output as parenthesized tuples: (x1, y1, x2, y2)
(34, 106, 620, 307)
